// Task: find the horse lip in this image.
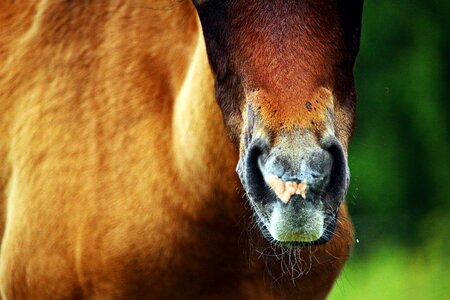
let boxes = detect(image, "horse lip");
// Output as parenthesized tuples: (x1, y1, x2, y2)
(264, 210, 339, 247)
(244, 183, 340, 246)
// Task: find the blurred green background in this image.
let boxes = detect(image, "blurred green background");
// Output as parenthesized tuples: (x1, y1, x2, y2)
(329, 1, 449, 299)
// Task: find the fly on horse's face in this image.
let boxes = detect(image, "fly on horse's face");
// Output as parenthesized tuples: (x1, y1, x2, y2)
(193, 0, 363, 246)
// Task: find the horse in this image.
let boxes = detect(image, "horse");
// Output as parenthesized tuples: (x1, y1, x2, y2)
(0, 0, 363, 298)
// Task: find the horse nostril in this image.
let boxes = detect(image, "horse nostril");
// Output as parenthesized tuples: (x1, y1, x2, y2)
(321, 136, 348, 200)
(238, 139, 272, 201)
(237, 134, 348, 206)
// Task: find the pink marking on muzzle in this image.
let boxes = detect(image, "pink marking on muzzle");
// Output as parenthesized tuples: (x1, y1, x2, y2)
(264, 175, 307, 204)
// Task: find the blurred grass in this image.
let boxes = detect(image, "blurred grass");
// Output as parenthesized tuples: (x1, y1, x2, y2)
(329, 242, 449, 300)
(329, 212, 449, 300)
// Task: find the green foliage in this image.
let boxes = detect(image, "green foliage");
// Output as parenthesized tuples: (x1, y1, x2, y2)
(348, 0, 449, 245)
(334, 1, 449, 298)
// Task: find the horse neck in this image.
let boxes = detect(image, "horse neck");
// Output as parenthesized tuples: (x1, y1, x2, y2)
(172, 24, 243, 224)
(3, 0, 244, 230)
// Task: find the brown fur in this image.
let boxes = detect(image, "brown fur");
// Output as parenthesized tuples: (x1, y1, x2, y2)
(233, 1, 344, 130)
(0, 1, 358, 299)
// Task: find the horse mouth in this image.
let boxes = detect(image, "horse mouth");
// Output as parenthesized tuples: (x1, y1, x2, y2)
(248, 193, 339, 247)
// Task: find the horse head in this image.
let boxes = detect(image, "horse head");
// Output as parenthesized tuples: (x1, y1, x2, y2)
(194, 0, 363, 246)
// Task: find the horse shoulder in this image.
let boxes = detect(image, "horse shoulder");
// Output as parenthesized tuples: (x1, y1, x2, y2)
(0, 1, 201, 298)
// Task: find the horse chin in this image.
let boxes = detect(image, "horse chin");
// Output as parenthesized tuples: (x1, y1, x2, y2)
(249, 197, 339, 247)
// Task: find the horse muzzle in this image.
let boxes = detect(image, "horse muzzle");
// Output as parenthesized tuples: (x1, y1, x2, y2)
(237, 128, 349, 246)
